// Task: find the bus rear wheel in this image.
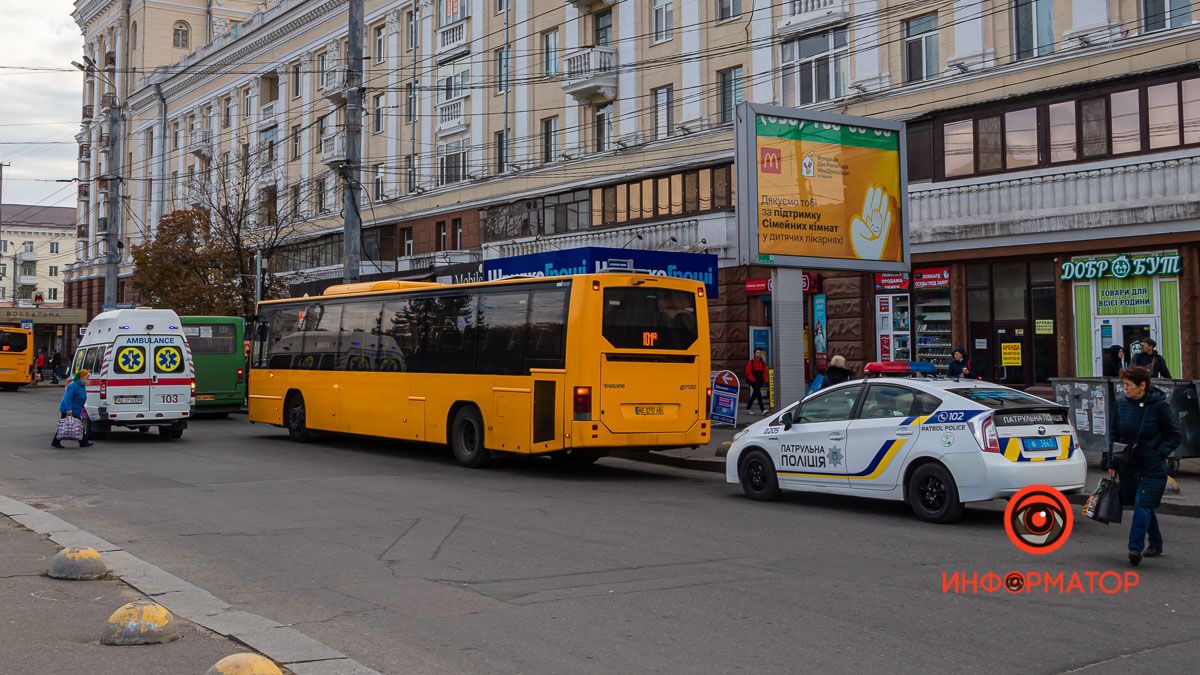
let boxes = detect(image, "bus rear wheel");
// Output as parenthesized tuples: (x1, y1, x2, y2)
(284, 394, 310, 443)
(450, 406, 490, 468)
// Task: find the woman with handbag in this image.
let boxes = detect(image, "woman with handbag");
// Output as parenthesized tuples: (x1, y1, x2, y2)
(1107, 366, 1180, 566)
(51, 369, 92, 449)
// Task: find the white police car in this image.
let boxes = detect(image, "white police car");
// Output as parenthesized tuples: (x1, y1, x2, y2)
(725, 362, 1086, 522)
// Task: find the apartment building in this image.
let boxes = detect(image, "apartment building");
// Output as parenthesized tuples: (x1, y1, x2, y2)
(67, 0, 1200, 381)
(0, 203, 86, 353)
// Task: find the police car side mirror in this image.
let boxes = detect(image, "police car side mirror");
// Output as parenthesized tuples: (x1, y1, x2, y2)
(781, 411, 794, 431)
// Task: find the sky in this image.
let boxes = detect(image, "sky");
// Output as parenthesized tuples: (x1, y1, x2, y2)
(0, 0, 83, 208)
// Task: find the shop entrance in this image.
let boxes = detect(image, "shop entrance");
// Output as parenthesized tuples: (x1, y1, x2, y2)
(1098, 318, 1159, 370)
(994, 322, 1029, 387)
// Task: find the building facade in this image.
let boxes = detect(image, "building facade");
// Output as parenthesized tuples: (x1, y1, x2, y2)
(0, 203, 87, 353)
(68, 0, 1200, 385)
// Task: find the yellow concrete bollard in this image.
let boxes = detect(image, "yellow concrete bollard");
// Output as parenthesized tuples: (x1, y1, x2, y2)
(100, 600, 178, 645)
(47, 546, 108, 580)
(205, 653, 284, 675)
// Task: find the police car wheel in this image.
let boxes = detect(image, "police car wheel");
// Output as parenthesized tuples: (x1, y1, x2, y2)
(739, 449, 780, 501)
(450, 406, 490, 469)
(285, 394, 310, 443)
(906, 463, 964, 523)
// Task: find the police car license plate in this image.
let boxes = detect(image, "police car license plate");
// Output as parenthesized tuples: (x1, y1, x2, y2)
(1022, 437, 1058, 451)
(115, 395, 143, 404)
(196, 395, 215, 401)
(635, 406, 664, 416)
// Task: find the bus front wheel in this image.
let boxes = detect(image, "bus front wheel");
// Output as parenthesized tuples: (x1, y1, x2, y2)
(284, 394, 311, 443)
(450, 406, 490, 468)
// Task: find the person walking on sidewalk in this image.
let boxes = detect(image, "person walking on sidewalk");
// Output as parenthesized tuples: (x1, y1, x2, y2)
(49, 350, 62, 384)
(1107, 366, 1180, 566)
(34, 350, 46, 383)
(1131, 339, 1171, 379)
(745, 348, 769, 414)
(1102, 344, 1126, 378)
(826, 355, 854, 386)
(51, 370, 92, 449)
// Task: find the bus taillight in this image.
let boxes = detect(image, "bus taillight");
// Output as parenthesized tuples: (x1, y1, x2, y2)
(236, 368, 245, 382)
(573, 386, 592, 421)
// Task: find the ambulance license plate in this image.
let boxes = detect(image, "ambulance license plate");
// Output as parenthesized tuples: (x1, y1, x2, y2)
(197, 395, 215, 401)
(635, 406, 664, 416)
(1022, 437, 1058, 451)
(115, 395, 143, 405)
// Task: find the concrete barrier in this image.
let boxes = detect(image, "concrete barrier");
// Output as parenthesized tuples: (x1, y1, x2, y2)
(47, 546, 107, 580)
(205, 653, 284, 675)
(100, 600, 178, 645)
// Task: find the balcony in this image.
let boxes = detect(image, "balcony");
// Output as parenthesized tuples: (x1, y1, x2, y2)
(82, 104, 94, 121)
(186, 178, 209, 207)
(16, 250, 38, 263)
(566, 0, 615, 10)
(258, 100, 279, 129)
(492, 212, 728, 259)
(78, 184, 90, 200)
(321, 131, 348, 165)
(101, 92, 117, 109)
(17, 275, 38, 288)
(778, 0, 849, 38)
(437, 20, 468, 59)
(909, 152, 1200, 250)
(78, 144, 91, 160)
(437, 99, 466, 134)
(189, 129, 213, 158)
(396, 250, 476, 272)
(562, 46, 617, 101)
(323, 65, 348, 102)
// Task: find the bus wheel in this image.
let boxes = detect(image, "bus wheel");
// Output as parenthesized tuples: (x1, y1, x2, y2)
(284, 394, 310, 443)
(450, 406, 490, 468)
(551, 449, 601, 466)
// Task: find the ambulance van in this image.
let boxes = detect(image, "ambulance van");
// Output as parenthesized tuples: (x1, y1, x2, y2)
(73, 308, 194, 439)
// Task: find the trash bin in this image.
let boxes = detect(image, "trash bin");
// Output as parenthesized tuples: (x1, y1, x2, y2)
(1051, 378, 1116, 467)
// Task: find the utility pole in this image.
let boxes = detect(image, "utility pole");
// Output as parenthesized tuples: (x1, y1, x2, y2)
(341, 0, 364, 284)
(0, 162, 10, 306)
(104, 102, 123, 309)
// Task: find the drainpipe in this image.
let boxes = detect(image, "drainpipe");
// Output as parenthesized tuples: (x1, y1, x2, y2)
(206, 0, 214, 43)
(152, 83, 168, 233)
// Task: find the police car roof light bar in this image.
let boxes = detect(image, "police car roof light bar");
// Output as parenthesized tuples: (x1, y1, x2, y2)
(863, 361, 938, 377)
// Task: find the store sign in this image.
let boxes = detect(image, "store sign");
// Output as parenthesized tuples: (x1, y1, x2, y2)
(875, 272, 910, 291)
(484, 246, 719, 297)
(0, 307, 87, 322)
(19, 320, 33, 331)
(1035, 319, 1054, 335)
(1060, 253, 1181, 281)
(1001, 342, 1022, 367)
(913, 266, 951, 289)
(745, 277, 773, 296)
(802, 272, 820, 294)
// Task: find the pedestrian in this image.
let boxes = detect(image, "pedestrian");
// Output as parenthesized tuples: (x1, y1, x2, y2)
(947, 347, 972, 379)
(1130, 338, 1171, 379)
(826, 355, 854, 386)
(35, 349, 46, 383)
(1107, 366, 1180, 566)
(51, 369, 92, 449)
(745, 348, 768, 414)
(49, 350, 63, 384)
(1102, 344, 1125, 378)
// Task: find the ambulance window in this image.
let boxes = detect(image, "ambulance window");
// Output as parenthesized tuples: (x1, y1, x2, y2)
(71, 349, 86, 373)
(859, 385, 916, 419)
(798, 385, 861, 423)
(85, 347, 103, 373)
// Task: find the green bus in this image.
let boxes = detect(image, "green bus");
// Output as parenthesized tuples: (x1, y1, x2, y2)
(181, 316, 247, 413)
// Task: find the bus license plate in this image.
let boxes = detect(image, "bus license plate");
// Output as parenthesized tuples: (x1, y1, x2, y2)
(1022, 437, 1058, 451)
(635, 406, 664, 416)
(196, 395, 215, 401)
(115, 395, 143, 404)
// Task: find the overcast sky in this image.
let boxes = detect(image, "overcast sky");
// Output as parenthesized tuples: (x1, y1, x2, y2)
(0, 0, 83, 208)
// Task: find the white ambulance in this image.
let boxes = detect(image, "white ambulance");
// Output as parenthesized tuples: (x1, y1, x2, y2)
(72, 308, 194, 439)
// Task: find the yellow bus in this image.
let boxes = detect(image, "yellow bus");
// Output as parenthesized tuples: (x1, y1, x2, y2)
(0, 327, 34, 391)
(248, 273, 711, 467)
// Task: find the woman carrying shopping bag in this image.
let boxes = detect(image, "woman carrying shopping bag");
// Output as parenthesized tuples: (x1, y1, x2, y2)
(51, 369, 92, 449)
(1107, 366, 1180, 566)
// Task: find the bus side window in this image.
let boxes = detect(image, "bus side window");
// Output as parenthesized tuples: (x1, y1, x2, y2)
(526, 287, 569, 370)
(422, 294, 475, 373)
(476, 290, 528, 375)
(383, 297, 417, 372)
(339, 301, 383, 372)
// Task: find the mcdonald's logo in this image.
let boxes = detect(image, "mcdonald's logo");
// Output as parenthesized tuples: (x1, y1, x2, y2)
(759, 147, 782, 174)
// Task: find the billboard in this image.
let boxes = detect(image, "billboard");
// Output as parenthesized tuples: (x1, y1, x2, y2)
(483, 246, 719, 297)
(736, 103, 909, 272)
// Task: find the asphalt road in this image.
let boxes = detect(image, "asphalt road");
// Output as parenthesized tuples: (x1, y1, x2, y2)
(3, 386, 1199, 673)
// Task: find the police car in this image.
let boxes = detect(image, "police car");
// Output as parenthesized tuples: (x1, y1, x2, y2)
(725, 361, 1086, 523)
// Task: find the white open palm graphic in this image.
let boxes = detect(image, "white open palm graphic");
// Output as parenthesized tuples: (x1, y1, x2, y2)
(850, 185, 894, 260)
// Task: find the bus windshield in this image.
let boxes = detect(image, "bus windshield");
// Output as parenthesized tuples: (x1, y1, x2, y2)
(602, 287, 697, 350)
(0, 330, 29, 352)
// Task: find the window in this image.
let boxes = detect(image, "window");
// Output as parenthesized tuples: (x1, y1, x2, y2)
(1148, 82, 1180, 149)
(588, 164, 733, 227)
(1013, 0, 1054, 60)
(317, 114, 328, 140)
(317, 52, 328, 89)
(173, 21, 190, 49)
(542, 116, 559, 163)
(540, 190, 591, 234)
(1110, 89, 1141, 154)
(653, 86, 674, 140)
(476, 291, 527, 375)
(373, 93, 385, 133)
(374, 25, 386, 63)
(943, 120, 974, 177)
(602, 288, 697, 350)
(436, 221, 448, 251)
(438, 138, 468, 185)
(1144, 0, 1192, 31)
(49, 288, 58, 301)
(130, 22, 138, 51)
(1049, 102, 1077, 162)
(242, 89, 252, 118)
(291, 125, 301, 160)
(50, 242, 59, 254)
(594, 10, 612, 46)
(49, 266, 58, 277)
(0, 262, 5, 275)
(652, 0, 674, 42)
(1004, 108, 1038, 168)
(781, 28, 848, 105)
(406, 10, 418, 50)
(373, 164, 385, 201)
(291, 184, 301, 215)
(172, 122, 180, 150)
(904, 14, 938, 83)
(717, 0, 742, 21)
(452, 218, 463, 249)
(439, 0, 470, 26)
(437, 57, 470, 102)
(859, 385, 918, 419)
(718, 67, 743, 124)
(405, 81, 416, 122)
(405, 154, 417, 192)
(401, 227, 414, 256)
(798, 385, 862, 423)
(496, 0, 509, 11)
(594, 103, 612, 152)
(977, 115, 1002, 172)
(495, 129, 509, 174)
(315, 177, 327, 212)
(1080, 97, 1108, 158)
(495, 47, 510, 93)
(291, 63, 302, 98)
(542, 30, 559, 76)
(222, 97, 232, 127)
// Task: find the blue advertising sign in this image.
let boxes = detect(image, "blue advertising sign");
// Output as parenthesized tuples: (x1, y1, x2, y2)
(710, 370, 740, 426)
(19, 320, 34, 331)
(484, 246, 720, 297)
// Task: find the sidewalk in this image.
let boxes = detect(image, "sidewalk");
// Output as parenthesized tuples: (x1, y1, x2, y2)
(0, 517, 258, 674)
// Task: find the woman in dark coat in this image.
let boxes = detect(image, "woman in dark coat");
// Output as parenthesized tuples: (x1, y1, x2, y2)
(947, 347, 971, 379)
(1102, 344, 1125, 377)
(1107, 366, 1181, 566)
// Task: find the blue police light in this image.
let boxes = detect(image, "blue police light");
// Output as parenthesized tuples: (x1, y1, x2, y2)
(908, 361, 938, 375)
(119, 325, 130, 330)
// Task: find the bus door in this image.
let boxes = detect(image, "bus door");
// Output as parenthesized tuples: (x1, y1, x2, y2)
(598, 285, 702, 434)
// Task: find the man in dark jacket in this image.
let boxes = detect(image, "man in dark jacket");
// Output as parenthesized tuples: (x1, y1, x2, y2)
(1130, 339, 1171, 378)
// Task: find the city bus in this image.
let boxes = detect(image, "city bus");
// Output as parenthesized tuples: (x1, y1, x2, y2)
(181, 316, 247, 414)
(0, 327, 34, 391)
(248, 273, 712, 467)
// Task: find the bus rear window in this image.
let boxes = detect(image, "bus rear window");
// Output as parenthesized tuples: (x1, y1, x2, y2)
(184, 324, 237, 354)
(602, 287, 697, 350)
(946, 388, 1049, 409)
(0, 331, 28, 352)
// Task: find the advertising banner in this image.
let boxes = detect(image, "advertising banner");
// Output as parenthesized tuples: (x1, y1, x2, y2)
(1001, 342, 1023, 367)
(737, 104, 909, 272)
(875, 272, 910, 291)
(813, 294, 828, 370)
(710, 370, 740, 426)
(913, 267, 951, 289)
(484, 246, 719, 297)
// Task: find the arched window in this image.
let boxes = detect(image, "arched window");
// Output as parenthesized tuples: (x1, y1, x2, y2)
(173, 21, 190, 49)
(130, 22, 137, 51)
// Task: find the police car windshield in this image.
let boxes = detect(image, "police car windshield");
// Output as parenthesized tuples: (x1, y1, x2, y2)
(947, 388, 1046, 409)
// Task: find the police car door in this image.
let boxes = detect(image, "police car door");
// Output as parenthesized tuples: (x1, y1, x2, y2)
(843, 384, 931, 491)
(773, 384, 860, 489)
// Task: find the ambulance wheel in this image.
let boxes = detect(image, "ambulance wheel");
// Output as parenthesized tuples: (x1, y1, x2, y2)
(138, 427, 151, 434)
(284, 393, 310, 443)
(159, 426, 183, 440)
(88, 420, 109, 440)
(907, 463, 964, 524)
(739, 449, 780, 501)
(450, 406, 490, 468)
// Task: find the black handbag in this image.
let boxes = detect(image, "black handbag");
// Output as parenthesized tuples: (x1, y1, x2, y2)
(1109, 403, 1148, 468)
(1098, 476, 1123, 523)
